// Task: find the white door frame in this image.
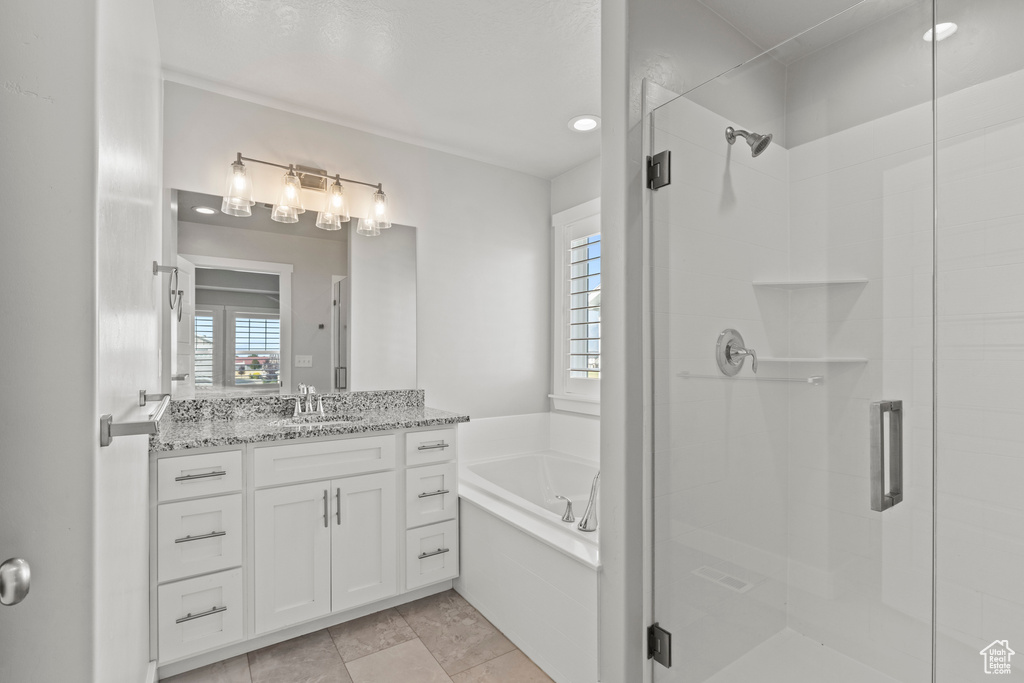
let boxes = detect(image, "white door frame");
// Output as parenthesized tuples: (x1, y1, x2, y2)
(180, 254, 294, 392)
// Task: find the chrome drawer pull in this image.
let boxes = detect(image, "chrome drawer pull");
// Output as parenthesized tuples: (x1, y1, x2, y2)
(174, 470, 227, 482)
(417, 441, 449, 451)
(418, 547, 450, 560)
(418, 489, 450, 498)
(175, 605, 227, 624)
(174, 531, 226, 544)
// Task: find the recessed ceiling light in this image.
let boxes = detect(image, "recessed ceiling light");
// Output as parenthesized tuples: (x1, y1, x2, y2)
(569, 115, 601, 132)
(192, 206, 218, 215)
(924, 22, 958, 41)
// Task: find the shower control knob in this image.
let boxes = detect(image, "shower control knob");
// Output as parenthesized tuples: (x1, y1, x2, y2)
(716, 329, 757, 376)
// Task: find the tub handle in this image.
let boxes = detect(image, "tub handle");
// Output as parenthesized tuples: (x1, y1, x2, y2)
(418, 489, 450, 498)
(555, 495, 575, 523)
(418, 547, 450, 560)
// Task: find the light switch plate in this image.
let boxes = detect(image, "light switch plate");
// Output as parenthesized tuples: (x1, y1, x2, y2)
(295, 355, 313, 368)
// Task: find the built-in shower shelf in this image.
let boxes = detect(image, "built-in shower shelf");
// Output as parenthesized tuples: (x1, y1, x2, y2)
(759, 357, 868, 364)
(752, 279, 868, 289)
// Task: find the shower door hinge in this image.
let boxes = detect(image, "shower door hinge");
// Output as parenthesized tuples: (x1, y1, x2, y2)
(647, 150, 671, 190)
(648, 622, 672, 668)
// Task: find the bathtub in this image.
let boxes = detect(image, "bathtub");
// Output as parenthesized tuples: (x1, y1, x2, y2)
(456, 449, 599, 683)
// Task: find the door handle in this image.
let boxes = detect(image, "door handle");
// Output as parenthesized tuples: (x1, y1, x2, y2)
(870, 400, 903, 512)
(0, 558, 31, 606)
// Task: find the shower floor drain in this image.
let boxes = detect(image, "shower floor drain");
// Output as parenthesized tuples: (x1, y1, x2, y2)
(692, 565, 753, 593)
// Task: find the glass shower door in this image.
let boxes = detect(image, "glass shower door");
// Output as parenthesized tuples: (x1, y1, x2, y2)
(647, 3, 935, 681)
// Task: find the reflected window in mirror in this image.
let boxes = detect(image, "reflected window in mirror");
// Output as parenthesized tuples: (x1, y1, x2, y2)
(195, 305, 281, 392)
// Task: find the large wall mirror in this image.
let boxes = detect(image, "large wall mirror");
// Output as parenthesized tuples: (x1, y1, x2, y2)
(161, 189, 417, 397)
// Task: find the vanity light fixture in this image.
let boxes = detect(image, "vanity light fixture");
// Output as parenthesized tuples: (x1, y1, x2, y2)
(924, 22, 958, 41)
(569, 115, 601, 132)
(221, 155, 255, 217)
(356, 215, 381, 237)
(221, 152, 388, 234)
(316, 177, 350, 231)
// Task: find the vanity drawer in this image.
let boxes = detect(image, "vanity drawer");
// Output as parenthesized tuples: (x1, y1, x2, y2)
(157, 494, 243, 583)
(254, 435, 396, 487)
(405, 428, 456, 466)
(157, 450, 242, 502)
(405, 463, 457, 528)
(158, 568, 243, 663)
(406, 520, 459, 590)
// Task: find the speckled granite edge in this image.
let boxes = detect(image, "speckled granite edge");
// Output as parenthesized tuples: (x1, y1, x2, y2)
(151, 390, 468, 453)
(167, 389, 425, 422)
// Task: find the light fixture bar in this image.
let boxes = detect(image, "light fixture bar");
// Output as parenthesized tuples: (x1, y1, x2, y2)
(236, 153, 382, 191)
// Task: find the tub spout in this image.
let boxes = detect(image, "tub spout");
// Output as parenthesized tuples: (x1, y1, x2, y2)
(578, 472, 599, 532)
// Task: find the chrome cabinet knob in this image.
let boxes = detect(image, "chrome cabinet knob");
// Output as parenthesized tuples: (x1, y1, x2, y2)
(0, 558, 31, 606)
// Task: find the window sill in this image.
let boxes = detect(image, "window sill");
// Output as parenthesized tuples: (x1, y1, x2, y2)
(548, 394, 600, 416)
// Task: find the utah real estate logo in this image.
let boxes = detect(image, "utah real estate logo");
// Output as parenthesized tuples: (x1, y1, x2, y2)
(980, 640, 1015, 675)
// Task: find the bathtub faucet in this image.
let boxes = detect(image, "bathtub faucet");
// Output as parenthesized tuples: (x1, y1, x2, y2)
(578, 471, 599, 532)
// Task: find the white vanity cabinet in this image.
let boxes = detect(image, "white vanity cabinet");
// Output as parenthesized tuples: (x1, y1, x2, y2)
(151, 425, 459, 674)
(253, 470, 397, 633)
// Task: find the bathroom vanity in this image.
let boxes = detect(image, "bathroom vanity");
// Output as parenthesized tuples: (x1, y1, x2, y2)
(147, 390, 467, 678)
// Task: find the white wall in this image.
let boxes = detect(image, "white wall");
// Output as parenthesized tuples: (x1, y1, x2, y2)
(94, 0, 164, 679)
(551, 156, 601, 215)
(163, 83, 551, 419)
(0, 1, 161, 682)
(179, 220, 345, 390)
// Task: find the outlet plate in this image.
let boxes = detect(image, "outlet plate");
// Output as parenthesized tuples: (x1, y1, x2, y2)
(295, 355, 313, 368)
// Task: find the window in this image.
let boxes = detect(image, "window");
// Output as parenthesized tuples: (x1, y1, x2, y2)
(194, 312, 215, 386)
(194, 305, 280, 390)
(232, 314, 281, 386)
(568, 233, 601, 380)
(551, 199, 601, 414)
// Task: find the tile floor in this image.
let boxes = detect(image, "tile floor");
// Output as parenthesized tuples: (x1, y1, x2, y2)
(163, 590, 554, 683)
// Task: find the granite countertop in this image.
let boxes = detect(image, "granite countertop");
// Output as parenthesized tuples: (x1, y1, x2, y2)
(149, 390, 469, 453)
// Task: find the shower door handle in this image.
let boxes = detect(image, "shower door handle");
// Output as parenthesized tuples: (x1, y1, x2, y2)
(870, 400, 903, 512)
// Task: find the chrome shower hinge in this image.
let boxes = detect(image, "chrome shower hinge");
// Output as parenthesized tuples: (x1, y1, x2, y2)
(647, 150, 671, 190)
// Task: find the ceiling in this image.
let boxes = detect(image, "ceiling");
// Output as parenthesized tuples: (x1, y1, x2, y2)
(154, 0, 601, 180)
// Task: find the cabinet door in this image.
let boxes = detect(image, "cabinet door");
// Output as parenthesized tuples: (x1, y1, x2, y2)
(254, 481, 332, 633)
(331, 472, 397, 612)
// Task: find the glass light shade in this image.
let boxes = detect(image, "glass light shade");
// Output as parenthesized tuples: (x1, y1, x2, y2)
(371, 190, 391, 229)
(270, 204, 299, 224)
(316, 180, 350, 230)
(316, 211, 343, 230)
(276, 170, 305, 213)
(222, 160, 254, 217)
(356, 215, 380, 237)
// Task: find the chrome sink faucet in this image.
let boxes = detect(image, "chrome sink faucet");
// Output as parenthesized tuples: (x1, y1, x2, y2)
(578, 472, 600, 532)
(292, 384, 324, 416)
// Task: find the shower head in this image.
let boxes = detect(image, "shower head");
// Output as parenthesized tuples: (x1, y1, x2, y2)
(725, 126, 773, 157)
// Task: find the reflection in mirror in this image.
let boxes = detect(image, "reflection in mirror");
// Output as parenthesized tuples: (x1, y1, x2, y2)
(163, 189, 417, 396)
(194, 268, 281, 393)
